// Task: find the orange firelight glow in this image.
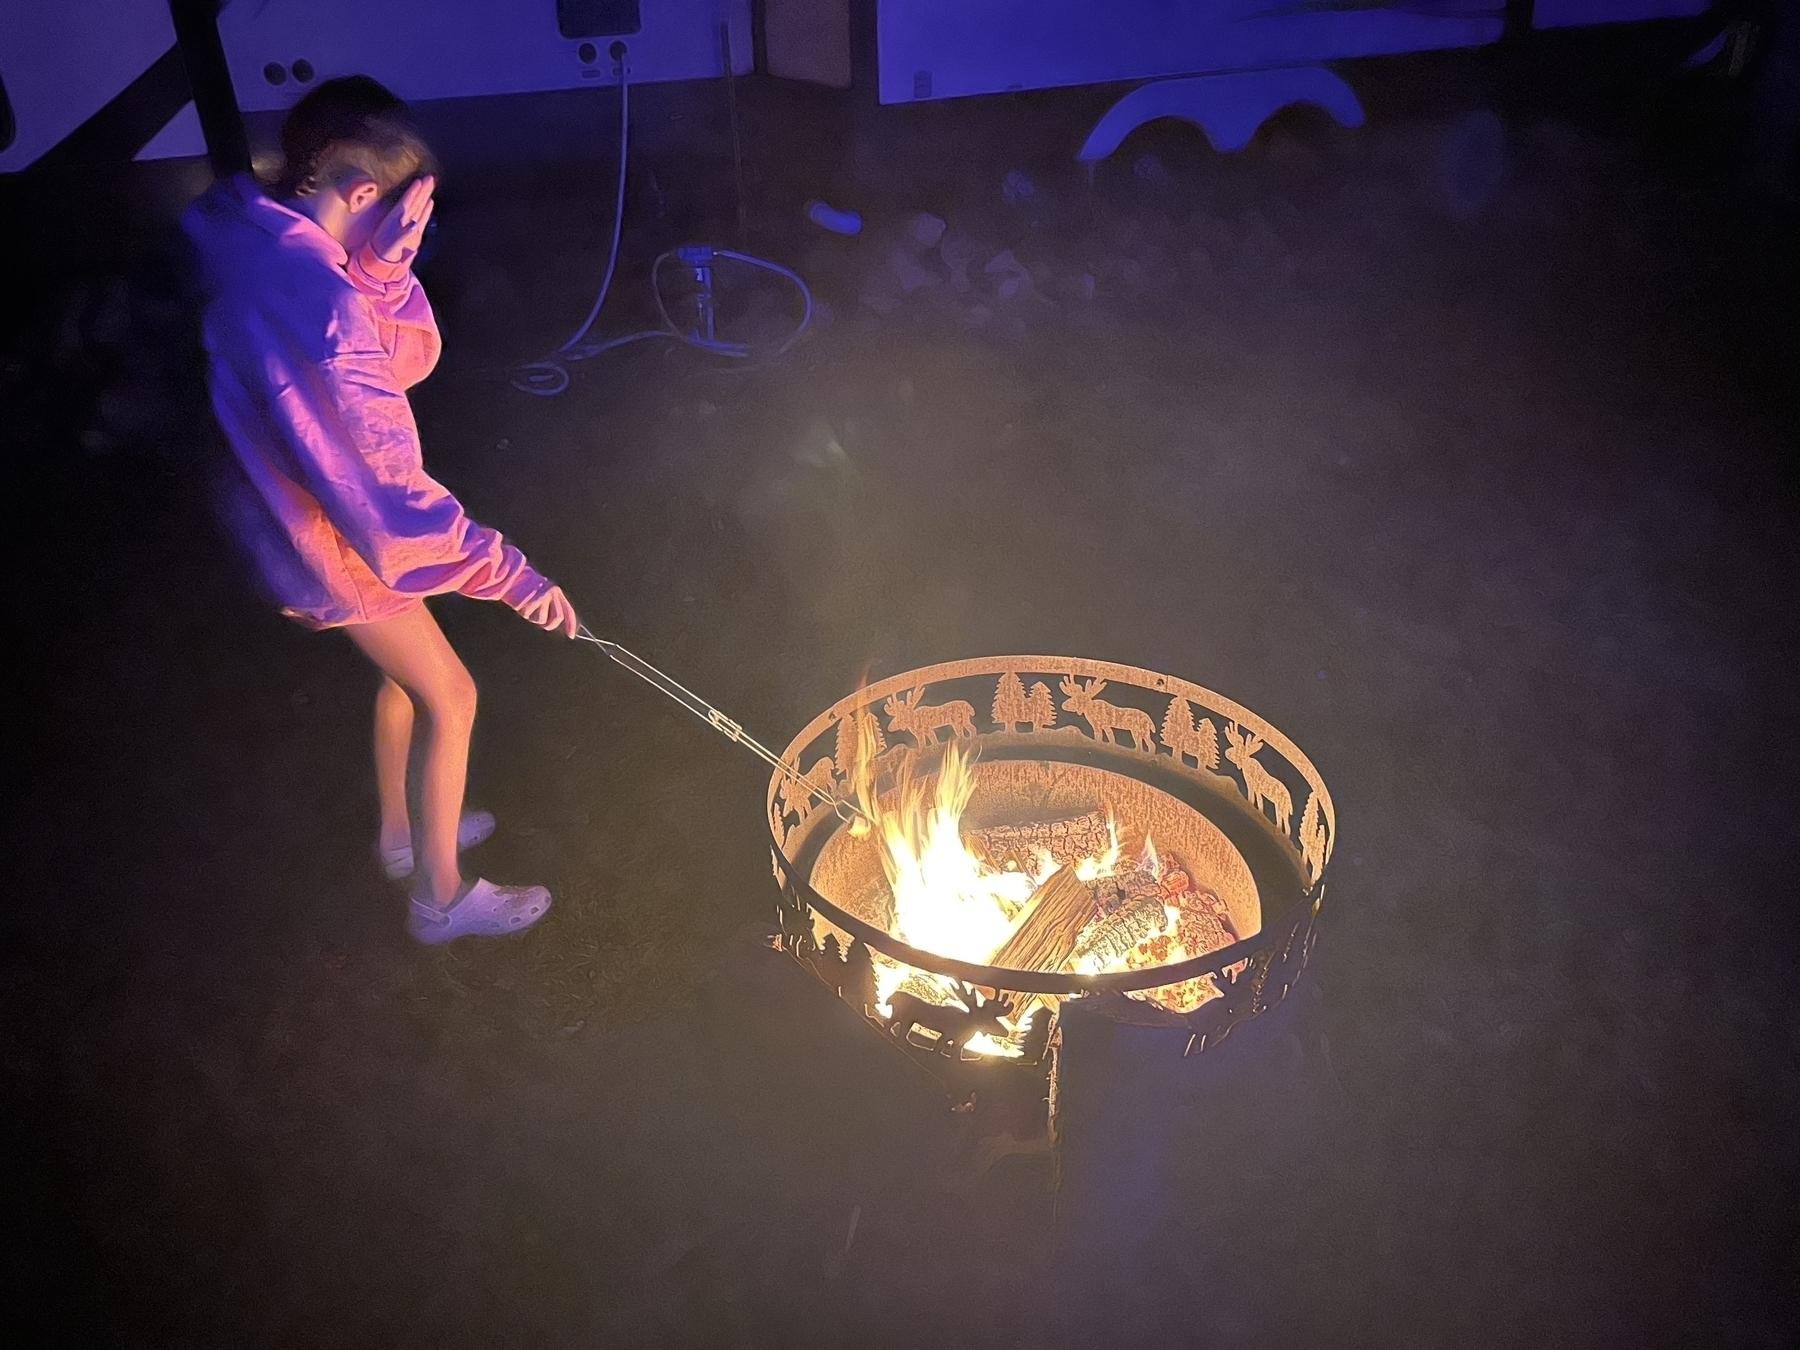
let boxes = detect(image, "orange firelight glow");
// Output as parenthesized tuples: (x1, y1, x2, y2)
(839, 713, 1230, 1057)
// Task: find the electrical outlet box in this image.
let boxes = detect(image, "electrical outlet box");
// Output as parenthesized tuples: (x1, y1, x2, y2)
(556, 0, 643, 39)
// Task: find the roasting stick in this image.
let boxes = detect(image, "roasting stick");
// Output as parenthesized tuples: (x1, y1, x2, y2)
(574, 625, 872, 825)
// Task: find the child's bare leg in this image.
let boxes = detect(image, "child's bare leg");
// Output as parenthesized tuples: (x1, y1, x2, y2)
(374, 676, 415, 854)
(344, 605, 477, 907)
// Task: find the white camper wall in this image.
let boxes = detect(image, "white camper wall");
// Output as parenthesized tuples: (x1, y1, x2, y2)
(218, 0, 752, 113)
(872, 0, 1507, 105)
(0, 0, 207, 173)
(1533, 0, 1711, 28)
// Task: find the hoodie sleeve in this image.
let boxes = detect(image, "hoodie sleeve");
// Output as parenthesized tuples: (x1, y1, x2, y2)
(266, 334, 555, 613)
(345, 245, 441, 390)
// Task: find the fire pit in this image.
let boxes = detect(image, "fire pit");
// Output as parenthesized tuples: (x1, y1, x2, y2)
(767, 657, 1334, 1159)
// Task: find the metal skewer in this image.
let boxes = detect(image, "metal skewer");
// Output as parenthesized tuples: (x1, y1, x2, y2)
(574, 625, 870, 824)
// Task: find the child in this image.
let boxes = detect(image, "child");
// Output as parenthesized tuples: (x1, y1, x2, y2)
(184, 76, 572, 944)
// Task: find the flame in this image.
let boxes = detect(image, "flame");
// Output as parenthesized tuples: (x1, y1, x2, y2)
(838, 706, 1224, 1049)
(874, 743, 1046, 963)
(1074, 818, 1121, 882)
(847, 720, 1051, 1026)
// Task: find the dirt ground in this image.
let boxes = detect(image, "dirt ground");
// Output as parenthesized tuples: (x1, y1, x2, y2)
(5, 42, 1799, 1349)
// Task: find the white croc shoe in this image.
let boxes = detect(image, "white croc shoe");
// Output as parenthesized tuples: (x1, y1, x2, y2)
(407, 878, 552, 945)
(378, 810, 496, 881)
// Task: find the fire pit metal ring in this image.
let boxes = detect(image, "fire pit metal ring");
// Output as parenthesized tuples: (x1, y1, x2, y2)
(768, 657, 1334, 1049)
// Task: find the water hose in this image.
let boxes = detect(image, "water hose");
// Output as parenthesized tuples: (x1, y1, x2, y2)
(511, 66, 812, 397)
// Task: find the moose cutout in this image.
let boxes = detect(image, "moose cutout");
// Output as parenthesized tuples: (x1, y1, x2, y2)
(1223, 722, 1294, 834)
(885, 987, 1012, 1059)
(884, 685, 978, 747)
(1059, 675, 1158, 753)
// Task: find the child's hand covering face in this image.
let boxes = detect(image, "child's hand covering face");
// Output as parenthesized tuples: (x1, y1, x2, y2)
(370, 174, 436, 266)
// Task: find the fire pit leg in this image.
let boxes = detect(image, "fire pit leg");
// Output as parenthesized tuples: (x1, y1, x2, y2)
(1053, 985, 1329, 1284)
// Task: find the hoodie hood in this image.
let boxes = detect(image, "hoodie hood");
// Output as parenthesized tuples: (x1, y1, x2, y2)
(182, 173, 348, 295)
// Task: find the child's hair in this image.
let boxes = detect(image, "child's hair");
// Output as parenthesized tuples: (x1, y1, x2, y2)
(273, 75, 436, 203)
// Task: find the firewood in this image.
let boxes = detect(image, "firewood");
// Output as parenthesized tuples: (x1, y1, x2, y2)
(967, 810, 1111, 874)
(991, 866, 1098, 972)
(1068, 892, 1168, 971)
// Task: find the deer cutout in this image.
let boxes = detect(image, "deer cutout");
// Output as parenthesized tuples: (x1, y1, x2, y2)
(787, 756, 837, 820)
(1059, 675, 1158, 752)
(1222, 723, 1294, 834)
(885, 987, 1012, 1059)
(1297, 791, 1329, 885)
(1160, 696, 1219, 770)
(883, 685, 978, 747)
(991, 672, 1057, 732)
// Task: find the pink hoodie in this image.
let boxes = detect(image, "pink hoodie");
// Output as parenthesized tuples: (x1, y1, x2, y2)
(183, 174, 553, 629)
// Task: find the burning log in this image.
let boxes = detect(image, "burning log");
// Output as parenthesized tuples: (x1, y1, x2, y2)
(968, 810, 1113, 874)
(991, 866, 1099, 972)
(1068, 892, 1169, 971)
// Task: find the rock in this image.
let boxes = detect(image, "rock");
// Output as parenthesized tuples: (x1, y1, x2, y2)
(794, 417, 851, 469)
(910, 211, 947, 247)
(888, 244, 935, 294)
(985, 248, 1033, 302)
(939, 232, 980, 269)
(984, 247, 1028, 279)
(1002, 168, 1037, 203)
(859, 264, 902, 314)
(1132, 152, 1171, 186)
(938, 231, 981, 292)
